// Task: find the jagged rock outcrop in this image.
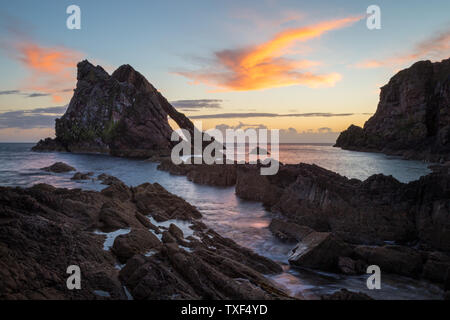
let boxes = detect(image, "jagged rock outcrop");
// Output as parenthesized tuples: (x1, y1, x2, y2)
(156, 160, 450, 293)
(158, 160, 237, 186)
(235, 163, 450, 251)
(288, 232, 352, 271)
(41, 162, 76, 173)
(321, 289, 373, 300)
(0, 176, 288, 300)
(335, 58, 450, 161)
(32, 60, 197, 158)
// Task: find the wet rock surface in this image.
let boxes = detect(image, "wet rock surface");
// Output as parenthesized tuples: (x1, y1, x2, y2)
(321, 289, 373, 300)
(0, 175, 290, 300)
(158, 160, 450, 296)
(71, 172, 94, 180)
(158, 160, 237, 187)
(288, 232, 352, 271)
(41, 162, 76, 173)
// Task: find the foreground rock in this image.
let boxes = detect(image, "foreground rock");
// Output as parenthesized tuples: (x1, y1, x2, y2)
(354, 245, 424, 278)
(321, 289, 373, 300)
(41, 162, 76, 173)
(71, 172, 94, 180)
(288, 232, 352, 271)
(335, 58, 450, 162)
(0, 176, 289, 300)
(269, 219, 314, 243)
(32, 60, 199, 158)
(158, 160, 237, 187)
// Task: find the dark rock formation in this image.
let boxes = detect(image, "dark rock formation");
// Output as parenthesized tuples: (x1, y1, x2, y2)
(0, 177, 289, 300)
(288, 232, 352, 271)
(337, 257, 367, 275)
(71, 172, 94, 180)
(354, 245, 424, 278)
(235, 163, 450, 252)
(97, 173, 124, 186)
(269, 218, 314, 243)
(41, 162, 76, 173)
(422, 251, 450, 284)
(158, 160, 237, 187)
(33, 60, 198, 158)
(335, 58, 450, 161)
(112, 229, 161, 263)
(321, 289, 373, 300)
(154, 160, 450, 292)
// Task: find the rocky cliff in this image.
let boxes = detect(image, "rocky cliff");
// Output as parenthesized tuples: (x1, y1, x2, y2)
(32, 60, 197, 158)
(335, 58, 450, 161)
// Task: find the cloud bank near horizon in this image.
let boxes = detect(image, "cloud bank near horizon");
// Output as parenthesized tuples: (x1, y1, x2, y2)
(213, 122, 340, 143)
(0, 106, 66, 129)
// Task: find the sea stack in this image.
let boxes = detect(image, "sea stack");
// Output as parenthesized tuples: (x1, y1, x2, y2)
(335, 58, 450, 162)
(32, 60, 197, 158)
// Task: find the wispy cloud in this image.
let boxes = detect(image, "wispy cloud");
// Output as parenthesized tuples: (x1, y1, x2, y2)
(171, 99, 223, 110)
(0, 106, 67, 129)
(0, 90, 20, 95)
(176, 16, 362, 91)
(190, 112, 354, 119)
(26, 92, 51, 98)
(1, 20, 83, 103)
(356, 26, 450, 69)
(0, 89, 51, 98)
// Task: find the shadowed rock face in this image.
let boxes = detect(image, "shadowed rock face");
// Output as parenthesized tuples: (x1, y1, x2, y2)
(335, 58, 450, 161)
(32, 60, 196, 158)
(235, 163, 450, 252)
(157, 160, 450, 293)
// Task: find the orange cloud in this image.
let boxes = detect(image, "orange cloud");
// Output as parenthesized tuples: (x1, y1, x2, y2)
(177, 16, 362, 91)
(356, 28, 450, 69)
(9, 40, 82, 102)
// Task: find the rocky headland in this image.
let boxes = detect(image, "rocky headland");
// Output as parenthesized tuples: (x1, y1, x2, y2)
(32, 60, 198, 158)
(335, 58, 450, 162)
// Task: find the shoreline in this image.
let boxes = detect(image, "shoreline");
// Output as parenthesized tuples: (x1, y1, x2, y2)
(0, 145, 447, 299)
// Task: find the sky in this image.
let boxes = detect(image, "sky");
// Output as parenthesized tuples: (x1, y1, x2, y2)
(0, 0, 449, 142)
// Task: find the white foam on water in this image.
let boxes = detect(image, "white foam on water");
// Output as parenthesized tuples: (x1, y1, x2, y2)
(123, 286, 133, 300)
(179, 245, 193, 252)
(93, 290, 111, 298)
(145, 249, 158, 257)
(93, 229, 130, 251)
(147, 216, 195, 238)
(115, 263, 125, 270)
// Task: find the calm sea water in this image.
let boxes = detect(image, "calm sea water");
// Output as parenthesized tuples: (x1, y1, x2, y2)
(0, 143, 442, 299)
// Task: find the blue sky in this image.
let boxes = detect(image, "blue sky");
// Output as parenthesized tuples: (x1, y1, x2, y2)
(0, 0, 449, 142)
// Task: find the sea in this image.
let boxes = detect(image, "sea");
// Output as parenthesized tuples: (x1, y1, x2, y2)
(0, 142, 444, 300)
